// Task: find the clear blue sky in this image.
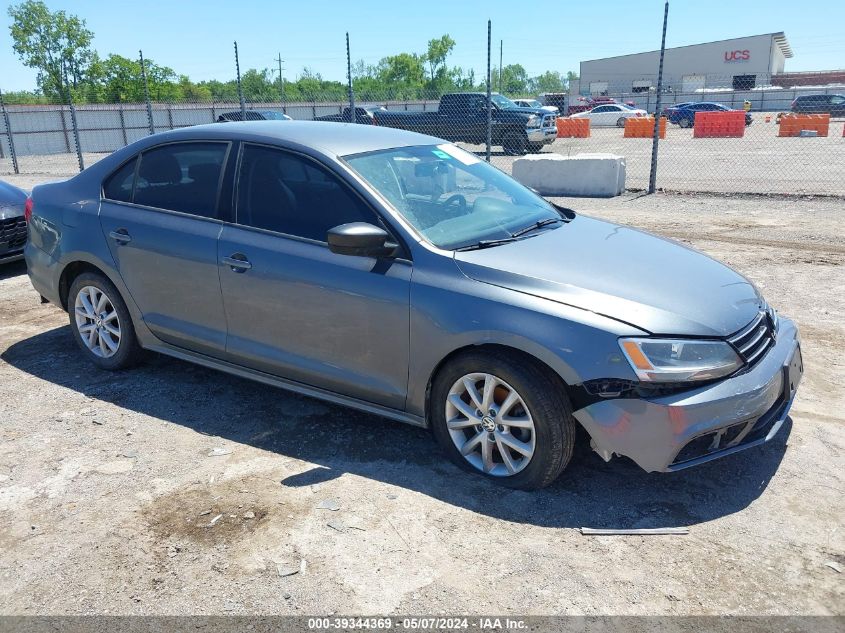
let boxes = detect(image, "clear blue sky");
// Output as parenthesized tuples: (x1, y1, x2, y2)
(1, 0, 843, 91)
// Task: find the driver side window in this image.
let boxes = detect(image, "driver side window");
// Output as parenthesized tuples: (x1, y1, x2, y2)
(236, 144, 380, 242)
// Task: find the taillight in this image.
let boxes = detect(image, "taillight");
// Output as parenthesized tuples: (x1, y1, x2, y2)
(24, 197, 33, 223)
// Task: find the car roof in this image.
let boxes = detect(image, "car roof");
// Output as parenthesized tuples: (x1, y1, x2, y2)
(136, 121, 444, 157)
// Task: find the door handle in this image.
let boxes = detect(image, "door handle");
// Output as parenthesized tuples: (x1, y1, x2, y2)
(222, 254, 252, 272)
(109, 229, 131, 244)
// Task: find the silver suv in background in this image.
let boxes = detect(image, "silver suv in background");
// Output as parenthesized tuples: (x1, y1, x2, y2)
(24, 122, 803, 489)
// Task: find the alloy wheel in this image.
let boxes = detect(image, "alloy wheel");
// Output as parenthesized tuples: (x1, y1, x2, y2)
(74, 285, 121, 358)
(445, 372, 536, 476)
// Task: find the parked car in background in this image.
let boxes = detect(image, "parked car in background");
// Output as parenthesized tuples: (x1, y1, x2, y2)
(513, 98, 559, 114)
(374, 92, 557, 155)
(661, 102, 693, 117)
(0, 180, 28, 264)
(790, 94, 845, 116)
(569, 103, 648, 127)
(24, 121, 802, 489)
(314, 106, 380, 125)
(217, 110, 292, 122)
(665, 102, 752, 128)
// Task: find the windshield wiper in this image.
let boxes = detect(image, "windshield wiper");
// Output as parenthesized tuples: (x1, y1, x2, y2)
(455, 218, 563, 251)
(455, 237, 518, 251)
(510, 217, 562, 238)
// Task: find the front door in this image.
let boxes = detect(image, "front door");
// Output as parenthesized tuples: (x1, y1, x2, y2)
(98, 141, 230, 356)
(218, 143, 411, 409)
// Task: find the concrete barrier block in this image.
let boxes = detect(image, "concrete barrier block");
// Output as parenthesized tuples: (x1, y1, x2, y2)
(511, 153, 626, 197)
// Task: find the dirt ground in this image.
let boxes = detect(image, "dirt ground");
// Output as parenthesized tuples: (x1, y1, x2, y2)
(0, 191, 843, 616)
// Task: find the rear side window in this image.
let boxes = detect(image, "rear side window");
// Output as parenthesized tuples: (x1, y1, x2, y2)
(103, 158, 137, 202)
(134, 142, 228, 218)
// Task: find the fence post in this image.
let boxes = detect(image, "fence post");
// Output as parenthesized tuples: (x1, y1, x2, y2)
(0, 88, 19, 174)
(234, 41, 246, 117)
(66, 88, 85, 172)
(648, 0, 669, 194)
(118, 105, 128, 146)
(346, 32, 355, 124)
(140, 50, 155, 135)
(167, 102, 174, 130)
(486, 19, 492, 162)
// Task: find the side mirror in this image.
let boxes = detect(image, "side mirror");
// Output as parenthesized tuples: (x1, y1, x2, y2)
(327, 222, 397, 258)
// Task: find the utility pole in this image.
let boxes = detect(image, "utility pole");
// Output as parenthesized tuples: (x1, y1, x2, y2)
(276, 53, 286, 113)
(648, 1, 669, 194)
(499, 39, 503, 93)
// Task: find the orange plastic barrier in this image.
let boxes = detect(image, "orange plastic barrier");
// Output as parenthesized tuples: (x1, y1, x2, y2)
(623, 116, 666, 139)
(693, 111, 746, 138)
(556, 117, 590, 138)
(778, 114, 830, 137)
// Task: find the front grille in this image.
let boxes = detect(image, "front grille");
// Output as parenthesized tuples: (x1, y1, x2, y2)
(728, 310, 776, 368)
(543, 114, 556, 128)
(0, 217, 28, 250)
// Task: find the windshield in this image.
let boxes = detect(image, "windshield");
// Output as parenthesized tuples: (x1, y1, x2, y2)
(260, 111, 288, 120)
(344, 144, 562, 250)
(491, 94, 519, 110)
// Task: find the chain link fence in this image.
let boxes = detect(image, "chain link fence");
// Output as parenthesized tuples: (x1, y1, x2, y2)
(2, 46, 844, 196)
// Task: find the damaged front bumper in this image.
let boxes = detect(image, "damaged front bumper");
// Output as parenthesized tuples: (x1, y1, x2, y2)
(573, 317, 803, 472)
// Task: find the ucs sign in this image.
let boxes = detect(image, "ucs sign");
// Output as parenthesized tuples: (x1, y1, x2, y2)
(725, 50, 751, 62)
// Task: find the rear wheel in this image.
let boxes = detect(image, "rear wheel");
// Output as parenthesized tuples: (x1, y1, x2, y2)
(68, 272, 143, 370)
(502, 131, 528, 156)
(431, 350, 576, 490)
(678, 117, 692, 128)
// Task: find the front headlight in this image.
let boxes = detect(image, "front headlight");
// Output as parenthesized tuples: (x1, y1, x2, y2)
(619, 338, 742, 383)
(526, 115, 540, 128)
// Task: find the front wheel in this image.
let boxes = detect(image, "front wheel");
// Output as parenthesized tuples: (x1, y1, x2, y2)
(527, 143, 544, 154)
(502, 131, 528, 156)
(616, 116, 627, 128)
(431, 350, 576, 490)
(68, 272, 143, 370)
(678, 117, 692, 128)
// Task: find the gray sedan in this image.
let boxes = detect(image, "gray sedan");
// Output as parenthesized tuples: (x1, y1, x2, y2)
(24, 121, 803, 489)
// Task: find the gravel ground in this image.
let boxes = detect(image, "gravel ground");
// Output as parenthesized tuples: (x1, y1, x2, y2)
(0, 191, 843, 616)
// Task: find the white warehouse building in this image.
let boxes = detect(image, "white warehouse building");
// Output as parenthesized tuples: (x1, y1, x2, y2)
(578, 32, 793, 95)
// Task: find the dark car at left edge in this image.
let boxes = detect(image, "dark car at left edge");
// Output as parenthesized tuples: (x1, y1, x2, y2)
(0, 180, 28, 264)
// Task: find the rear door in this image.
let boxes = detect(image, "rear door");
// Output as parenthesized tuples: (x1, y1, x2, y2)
(217, 143, 411, 408)
(99, 141, 231, 356)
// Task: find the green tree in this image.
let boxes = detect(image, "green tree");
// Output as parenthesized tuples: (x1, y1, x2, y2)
(377, 53, 426, 98)
(494, 64, 529, 95)
(8, 0, 95, 100)
(424, 34, 456, 82)
(529, 71, 567, 94)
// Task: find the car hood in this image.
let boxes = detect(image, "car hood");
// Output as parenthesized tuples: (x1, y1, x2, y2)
(453, 215, 764, 337)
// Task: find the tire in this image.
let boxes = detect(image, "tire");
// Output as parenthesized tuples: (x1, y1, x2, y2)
(68, 272, 143, 370)
(502, 131, 528, 156)
(527, 143, 544, 154)
(430, 350, 576, 490)
(678, 117, 692, 128)
(616, 117, 627, 128)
